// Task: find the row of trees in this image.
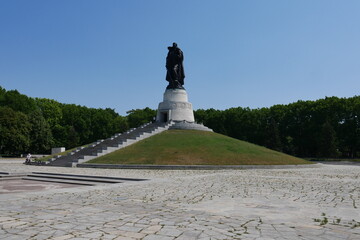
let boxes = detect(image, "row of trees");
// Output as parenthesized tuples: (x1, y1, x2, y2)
(194, 96, 360, 158)
(0, 87, 149, 155)
(1, 86, 359, 158)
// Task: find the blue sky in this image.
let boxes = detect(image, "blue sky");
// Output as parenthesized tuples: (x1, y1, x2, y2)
(1, 0, 359, 115)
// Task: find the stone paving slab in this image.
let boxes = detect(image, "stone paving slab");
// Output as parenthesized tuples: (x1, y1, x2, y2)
(0, 179, 84, 194)
(0, 161, 359, 239)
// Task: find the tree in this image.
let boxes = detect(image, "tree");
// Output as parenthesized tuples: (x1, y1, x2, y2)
(126, 108, 156, 128)
(337, 96, 360, 158)
(90, 109, 114, 141)
(28, 110, 53, 153)
(112, 116, 129, 134)
(35, 98, 63, 128)
(265, 118, 283, 151)
(317, 120, 338, 158)
(1, 90, 37, 114)
(52, 124, 68, 148)
(0, 87, 5, 102)
(66, 126, 80, 149)
(0, 107, 31, 155)
(197, 108, 227, 135)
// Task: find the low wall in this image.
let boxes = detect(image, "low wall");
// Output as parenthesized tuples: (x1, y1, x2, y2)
(77, 163, 320, 170)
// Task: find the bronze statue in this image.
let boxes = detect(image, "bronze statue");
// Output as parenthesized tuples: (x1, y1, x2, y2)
(166, 43, 185, 89)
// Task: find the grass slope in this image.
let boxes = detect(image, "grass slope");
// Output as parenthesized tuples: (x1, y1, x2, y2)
(89, 130, 310, 165)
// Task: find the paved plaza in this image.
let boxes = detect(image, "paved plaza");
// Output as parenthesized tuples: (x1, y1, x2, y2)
(0, 160, 359, 240)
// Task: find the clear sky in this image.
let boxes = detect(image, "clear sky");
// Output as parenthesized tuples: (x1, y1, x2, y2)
(1, 0, 359, 115)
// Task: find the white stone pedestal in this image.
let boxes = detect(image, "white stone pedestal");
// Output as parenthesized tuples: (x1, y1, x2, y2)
(156, 89, 195, 123)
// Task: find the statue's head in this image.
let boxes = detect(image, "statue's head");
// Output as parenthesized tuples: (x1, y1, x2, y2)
(172, 42, 178, 48)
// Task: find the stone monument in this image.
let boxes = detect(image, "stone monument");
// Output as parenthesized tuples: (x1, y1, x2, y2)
(156, 42, 194, 123)
(156, 43, 212, 132)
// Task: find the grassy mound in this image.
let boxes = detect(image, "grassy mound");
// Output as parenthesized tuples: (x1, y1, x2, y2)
(88, 130, 310, 165)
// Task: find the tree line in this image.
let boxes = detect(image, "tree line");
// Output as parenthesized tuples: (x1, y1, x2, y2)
(194, 96, 360, 158)
(0, 86, 155, 155)
(1, 86, 359, 158)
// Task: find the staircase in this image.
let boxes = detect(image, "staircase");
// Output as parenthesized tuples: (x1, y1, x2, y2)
(23, 172, 146, 185)
(0, 172, 27, 181)
(1, 172, 147, 186)
(48, 121, 174, 167)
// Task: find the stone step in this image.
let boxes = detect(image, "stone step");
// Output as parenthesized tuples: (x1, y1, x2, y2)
(23, 177, 98, 186)
(23, 172, 142, 185)
(0, 171, 147, 185)
(31, 172, 147, 182)
(48, 121, 175, 167)
(0, 175, 24, 181)
(0, 173, 29, 179)
(26, 174, 123, 184)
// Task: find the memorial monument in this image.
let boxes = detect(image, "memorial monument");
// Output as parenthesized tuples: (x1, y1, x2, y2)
(156, 43, 195, 123)
(156, 43, 212, 131)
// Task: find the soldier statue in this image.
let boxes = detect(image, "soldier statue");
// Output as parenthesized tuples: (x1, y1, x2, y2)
(166, 42, 185, 89)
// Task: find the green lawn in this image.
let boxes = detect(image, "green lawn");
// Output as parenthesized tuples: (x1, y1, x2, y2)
(89, 130, 311, 165)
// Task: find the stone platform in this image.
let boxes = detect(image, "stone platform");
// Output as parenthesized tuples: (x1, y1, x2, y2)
(169, 121, 213, 132)
(0, 159, 359, 239)
(156, 89, 195, 123)
(155, 88, 213, 132)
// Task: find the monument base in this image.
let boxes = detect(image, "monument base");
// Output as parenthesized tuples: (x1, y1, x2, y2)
(169, 121, 213, 132)
(156, 89, 195, 123)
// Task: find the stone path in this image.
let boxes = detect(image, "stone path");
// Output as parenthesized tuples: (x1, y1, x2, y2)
(0, 160, 359, 239)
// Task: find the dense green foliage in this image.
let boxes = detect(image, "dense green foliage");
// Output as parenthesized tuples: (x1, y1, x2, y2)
(194, 96, 360, 158)
(1, 85, 359, 158)
(90, 130, 309, 165)
(126, 108, 156, 128)
(0, 106, 31, 155)
(0, 86, 129, 155)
